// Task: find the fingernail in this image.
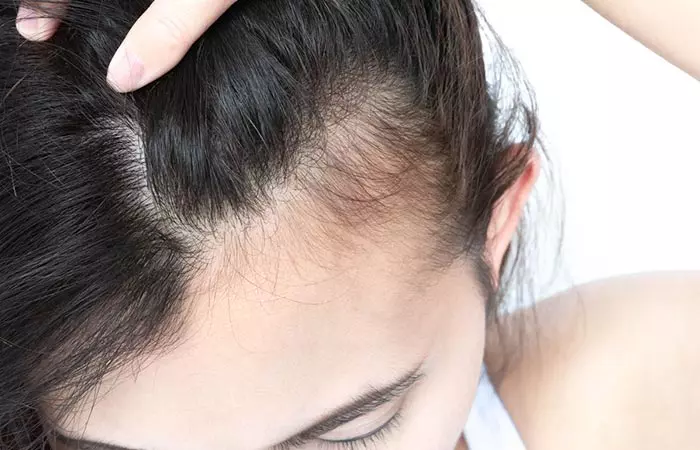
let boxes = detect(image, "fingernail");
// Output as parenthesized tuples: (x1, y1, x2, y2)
(16, 7, 39, 38)
(107, 44, 145, 92)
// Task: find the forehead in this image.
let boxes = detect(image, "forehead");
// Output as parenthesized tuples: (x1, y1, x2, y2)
(51, 216, 480, 449)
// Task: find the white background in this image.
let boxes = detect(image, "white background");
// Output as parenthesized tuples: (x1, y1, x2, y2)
(479, 0, 700, 296)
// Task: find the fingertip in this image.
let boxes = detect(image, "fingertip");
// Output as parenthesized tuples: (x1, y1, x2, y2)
(107, 44, 146, 93)
(16, 7, 59, 41)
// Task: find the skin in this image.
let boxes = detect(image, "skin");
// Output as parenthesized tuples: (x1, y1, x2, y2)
(490, 271, 700, 449)
(50, 251, 484, 450)
(582, 0, 700, 79)
(42, 157, 538, 450)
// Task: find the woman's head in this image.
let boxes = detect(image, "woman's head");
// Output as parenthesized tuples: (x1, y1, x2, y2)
(0, 0, 544, 448)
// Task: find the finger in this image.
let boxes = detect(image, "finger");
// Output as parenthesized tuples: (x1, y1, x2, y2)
(16, 0, 69, 41)
(107, 0, 237, 93)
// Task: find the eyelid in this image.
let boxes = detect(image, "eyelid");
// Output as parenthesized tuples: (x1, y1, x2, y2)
(316, 398, 403, 442)
(314, 369, 424, 445)
(318, 410, 404, 450)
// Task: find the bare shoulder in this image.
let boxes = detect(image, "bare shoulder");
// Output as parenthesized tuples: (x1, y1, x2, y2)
(487, 272, 700, 450)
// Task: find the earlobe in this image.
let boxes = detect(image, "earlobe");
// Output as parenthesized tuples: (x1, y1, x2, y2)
(486, 151, 540, 279)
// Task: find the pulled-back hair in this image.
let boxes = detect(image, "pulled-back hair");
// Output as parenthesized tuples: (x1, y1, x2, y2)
(0, 0, 552, 447)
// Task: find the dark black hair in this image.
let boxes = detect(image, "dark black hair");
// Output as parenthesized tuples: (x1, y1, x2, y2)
(0, 0, 553, 447)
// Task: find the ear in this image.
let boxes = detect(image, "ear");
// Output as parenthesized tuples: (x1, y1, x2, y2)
(486, 148, 540, 281)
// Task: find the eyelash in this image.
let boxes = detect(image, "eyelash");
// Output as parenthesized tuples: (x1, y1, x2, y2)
(316, 410, 404, 450)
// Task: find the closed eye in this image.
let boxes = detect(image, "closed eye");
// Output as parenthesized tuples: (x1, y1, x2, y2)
(272, 368, 424, 449)
(317, 409, 404, 449)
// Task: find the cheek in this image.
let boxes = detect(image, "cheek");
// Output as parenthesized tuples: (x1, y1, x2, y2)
(394, 284, 486, 449)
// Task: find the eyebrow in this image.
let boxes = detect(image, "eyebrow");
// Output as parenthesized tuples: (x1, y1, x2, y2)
(53, 364, 425, 450)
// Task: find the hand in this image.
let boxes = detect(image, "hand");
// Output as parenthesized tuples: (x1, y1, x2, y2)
(16, 0, 239, 92)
